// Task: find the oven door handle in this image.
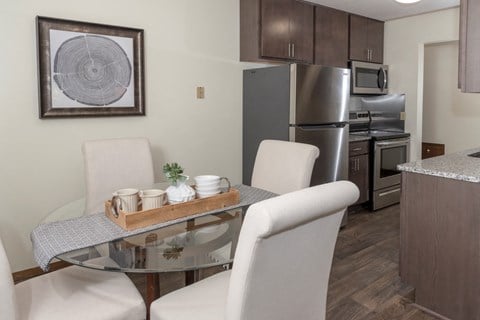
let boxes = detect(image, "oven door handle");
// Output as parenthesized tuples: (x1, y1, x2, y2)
(376, 140, 409, 147)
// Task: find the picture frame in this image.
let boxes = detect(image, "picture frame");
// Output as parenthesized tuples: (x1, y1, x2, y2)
(36, 16, 145, 118)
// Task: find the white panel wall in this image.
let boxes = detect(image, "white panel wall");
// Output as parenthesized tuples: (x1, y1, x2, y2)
(0, 0, 255, 271)
(384, 8, 459, 160)
(423, 42, 480, 153)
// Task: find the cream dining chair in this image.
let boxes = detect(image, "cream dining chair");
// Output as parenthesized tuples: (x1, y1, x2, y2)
(0, 236, 146, 320)
(206, 139, 320, 265)
(251, 139, 320, 194)
(82, 137, 155, 215)
(150, 181, 359, 320)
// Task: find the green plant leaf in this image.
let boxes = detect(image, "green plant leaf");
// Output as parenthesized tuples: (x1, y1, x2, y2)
(163, 162, 184, 184)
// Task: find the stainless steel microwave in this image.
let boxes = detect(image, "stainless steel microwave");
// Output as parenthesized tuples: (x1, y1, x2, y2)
(351, 61, 388, 95)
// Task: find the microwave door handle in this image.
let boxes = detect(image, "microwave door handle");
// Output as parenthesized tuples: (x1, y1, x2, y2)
(377, 68, 386, 90)
(382, 68, 387, 90)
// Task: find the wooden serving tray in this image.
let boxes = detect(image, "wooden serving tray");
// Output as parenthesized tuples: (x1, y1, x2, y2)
(105, 188, 240, 231)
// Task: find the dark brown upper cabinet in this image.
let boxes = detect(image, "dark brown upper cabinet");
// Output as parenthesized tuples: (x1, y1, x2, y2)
(261, 0, 314, 63)
(349, 14, 384, 63)
(240, 0, 314, 63)
(458, 0, 480, 92)
(314, 5, 349, 68)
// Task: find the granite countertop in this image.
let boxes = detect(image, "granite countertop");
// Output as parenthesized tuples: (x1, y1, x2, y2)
(398, 147, 480, 183)
(349, 135, 371, 142)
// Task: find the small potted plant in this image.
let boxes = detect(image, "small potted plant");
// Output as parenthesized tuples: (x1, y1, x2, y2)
(163, 163, 195, 204)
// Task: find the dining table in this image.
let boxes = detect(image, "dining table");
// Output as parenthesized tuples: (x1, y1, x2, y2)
(30, 183, 277, 319)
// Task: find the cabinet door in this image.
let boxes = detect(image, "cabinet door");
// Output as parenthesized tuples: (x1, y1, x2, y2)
(349, 15, 384, 63)
(315, 5, 348, 67)
(367, 19, 384, 63)
(349, 14, 369, 62)
(290, 0, 314, 63)
(349, 154, 369, 204)
(421, 142, 445, 159)
(458, 0, 480, 92)
(260, 0, 291, 59)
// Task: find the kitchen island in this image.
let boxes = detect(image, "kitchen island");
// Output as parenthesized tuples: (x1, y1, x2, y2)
(398, 148, 480, 320)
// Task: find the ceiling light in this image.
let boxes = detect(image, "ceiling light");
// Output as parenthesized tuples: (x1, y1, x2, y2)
(395, 0, 421, 3)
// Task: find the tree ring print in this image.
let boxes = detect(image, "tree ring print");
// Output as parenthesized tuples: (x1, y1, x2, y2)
(53, 35, 132, 106)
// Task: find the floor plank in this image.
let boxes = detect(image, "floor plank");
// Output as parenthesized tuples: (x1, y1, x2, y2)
(129, 204, 437, 319)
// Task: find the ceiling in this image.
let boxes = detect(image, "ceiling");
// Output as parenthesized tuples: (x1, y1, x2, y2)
(309, 0, 459, 21)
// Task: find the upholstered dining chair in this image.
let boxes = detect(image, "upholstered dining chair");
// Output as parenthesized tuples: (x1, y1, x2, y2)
(200, 139, 320, 265)
(150, 180, 359, 320)
(0, 237, 146, 320)
(82, 137, 155, 215)
(251, 139, 320, 194)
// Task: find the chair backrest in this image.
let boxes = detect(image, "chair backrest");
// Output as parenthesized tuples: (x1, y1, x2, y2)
(250, 140, 320, 195)
(0, 237, 17, 320)
(82, 138, 155, 215)
(226, 181, 359, 320)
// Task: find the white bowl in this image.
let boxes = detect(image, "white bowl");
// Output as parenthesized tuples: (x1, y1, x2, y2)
(196, 181, 221, 188)
(194, 175, 221, 185)
(196, 185, 221, 193)
(196, 190, 221, 198)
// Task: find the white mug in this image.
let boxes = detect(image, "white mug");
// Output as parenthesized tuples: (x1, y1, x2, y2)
(112, 188, 140, 214)
(140, 189, 167, 210)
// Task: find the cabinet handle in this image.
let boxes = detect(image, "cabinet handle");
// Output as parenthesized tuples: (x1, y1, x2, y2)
(368, 49, 372, 61)
(288, 43, 291, 58)
(292, 43, 295, 58)
(352, 147, 362, 152)
(427, 149, 431, 153)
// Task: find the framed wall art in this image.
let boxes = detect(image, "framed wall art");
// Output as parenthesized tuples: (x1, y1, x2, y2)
(36, 16, 145, 118)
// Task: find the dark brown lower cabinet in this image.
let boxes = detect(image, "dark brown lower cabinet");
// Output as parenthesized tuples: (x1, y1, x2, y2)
(421, 142, 445, 159)
(348, 141, 369, 205)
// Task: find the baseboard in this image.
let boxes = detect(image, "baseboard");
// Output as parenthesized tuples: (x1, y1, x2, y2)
(12, 260, 71, 284)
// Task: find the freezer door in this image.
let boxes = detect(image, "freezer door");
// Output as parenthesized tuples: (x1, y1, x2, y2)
(292, 124, 349, 185)
(293, 64, 350, 125)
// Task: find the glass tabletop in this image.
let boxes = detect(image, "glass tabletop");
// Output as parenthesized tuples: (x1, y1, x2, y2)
(56, 210, 243, 273)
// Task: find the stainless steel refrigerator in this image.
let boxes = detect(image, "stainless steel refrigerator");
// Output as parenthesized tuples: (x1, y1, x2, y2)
(243, 63, 350, 188)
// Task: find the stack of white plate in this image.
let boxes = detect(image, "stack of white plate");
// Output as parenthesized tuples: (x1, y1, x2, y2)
(194, 175, 224, 198)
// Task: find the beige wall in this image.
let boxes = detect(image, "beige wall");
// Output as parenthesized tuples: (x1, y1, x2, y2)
(384, 8, 460, 160)
(0, 0, 257, 271)
(423, 41, 480, 153)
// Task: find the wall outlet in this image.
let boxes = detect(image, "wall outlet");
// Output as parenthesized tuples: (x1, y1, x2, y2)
(196, 86, 205, 99)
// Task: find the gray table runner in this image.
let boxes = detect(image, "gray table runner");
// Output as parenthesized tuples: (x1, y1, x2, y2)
(31, 185, 276, 271)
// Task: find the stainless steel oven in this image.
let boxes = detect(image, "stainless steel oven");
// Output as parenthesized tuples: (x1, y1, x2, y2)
(373, 137, 409, 210)
(349, 94, 409, 211)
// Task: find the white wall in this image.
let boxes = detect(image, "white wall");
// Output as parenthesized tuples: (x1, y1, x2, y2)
(384, 8, 460, 160)
(423, 41, 480, 153)
(0, 0, 254, 271)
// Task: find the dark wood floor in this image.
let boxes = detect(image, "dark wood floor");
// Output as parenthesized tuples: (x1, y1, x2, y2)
(129, 204, 437, 319)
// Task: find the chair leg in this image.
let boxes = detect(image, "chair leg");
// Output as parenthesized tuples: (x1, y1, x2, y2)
(146, 273, 160, 320)
(185, 270, 199, 285)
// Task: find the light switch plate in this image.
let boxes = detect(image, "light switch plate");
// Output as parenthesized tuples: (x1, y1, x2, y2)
(196, 87, 205, 99)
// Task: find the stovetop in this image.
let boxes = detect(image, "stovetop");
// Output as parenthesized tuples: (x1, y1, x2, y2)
(350, 130, 410, 141)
